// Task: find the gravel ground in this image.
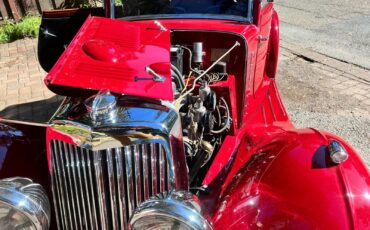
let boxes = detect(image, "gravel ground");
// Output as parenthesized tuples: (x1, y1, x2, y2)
(277, 52, 370, 167)
(275, 0, 370, 69)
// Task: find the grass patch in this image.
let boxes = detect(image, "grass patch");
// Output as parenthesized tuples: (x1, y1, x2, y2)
(0, 16, 41, 43)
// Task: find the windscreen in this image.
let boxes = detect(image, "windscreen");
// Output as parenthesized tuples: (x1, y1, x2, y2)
(121, 0, 252, 21)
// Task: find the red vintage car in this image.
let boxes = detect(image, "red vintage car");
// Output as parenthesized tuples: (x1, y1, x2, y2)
(0, 0, 369, 229)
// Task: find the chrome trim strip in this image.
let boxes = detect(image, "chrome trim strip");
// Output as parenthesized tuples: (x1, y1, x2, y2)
(57, 141, 73, 229)
(124, 145, 135, 218)
(80, 148, 94, 228)
(86, 148, 99, 229)
(167, 157, 171, 190)
(134, 145, 142, 206)
(93, 150, 108, 229)
(74, 145, 88, 228)
(0, 119, 50, 127)
(50, 141, 62, 229)
(68, 144, 83, 229)
(107, 148, 119, 229)
(159, 146, 165, 192)
(116, 147, 128, 228)
(142, 144, 150, 200)
(63, 142, 78, 229)
(151, 143, 158, 195)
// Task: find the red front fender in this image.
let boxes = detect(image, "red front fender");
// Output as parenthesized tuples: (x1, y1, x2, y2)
(212, 129, 370, 229)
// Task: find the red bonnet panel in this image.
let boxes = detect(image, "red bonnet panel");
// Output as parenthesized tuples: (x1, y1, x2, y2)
(45, 16, 173, 101)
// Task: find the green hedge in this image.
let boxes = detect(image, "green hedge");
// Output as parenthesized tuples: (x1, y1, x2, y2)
(0, 16, 41, 43)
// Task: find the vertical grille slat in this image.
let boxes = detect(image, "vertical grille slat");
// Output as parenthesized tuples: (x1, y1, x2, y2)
(167, 158, 171, 191)
(107, 148, 119, 229)
(116, 148, 128, 229)
(51, 141, 173, 230)
(93, 150, 109, 230)
(63, 142, 78, 229)
(50, 141, 63, 229)
(74, 146, 89, 228)
(142, 144, 150, 200)
(56, 141, 73, 229)
(86, 149, 99, 229)
(159, 146, 166, 192)
(124, 145, 135, 218)
(80, 148, 94, 228)
(150, 143, 158, 195)
(134, 145, 142, 206)
(68, 144, 83, 229)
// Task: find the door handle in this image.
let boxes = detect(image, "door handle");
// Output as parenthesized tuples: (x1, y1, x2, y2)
(258, 35, 269, 42)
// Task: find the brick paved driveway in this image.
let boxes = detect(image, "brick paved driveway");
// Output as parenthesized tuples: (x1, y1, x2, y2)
(0, 39, 62, 122)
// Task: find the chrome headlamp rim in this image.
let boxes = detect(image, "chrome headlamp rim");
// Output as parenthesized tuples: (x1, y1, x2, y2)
(130, 190, 213, 230)
(0, 177, 50, 230)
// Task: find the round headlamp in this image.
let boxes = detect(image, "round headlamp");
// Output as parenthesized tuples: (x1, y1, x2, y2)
(0, 177, 50, 230)
(130, 191, 213, 230)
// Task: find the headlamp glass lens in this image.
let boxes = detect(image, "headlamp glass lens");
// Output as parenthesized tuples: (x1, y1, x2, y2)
(132, 215, 193, 230)
(0, 201, 35, 230)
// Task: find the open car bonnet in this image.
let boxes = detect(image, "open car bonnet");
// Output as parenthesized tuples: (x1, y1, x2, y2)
(45, 16, 173, 101)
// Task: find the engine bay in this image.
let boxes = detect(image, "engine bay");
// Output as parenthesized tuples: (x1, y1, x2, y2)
(47, 19, 248, 189)
(169, 31, 246, 186)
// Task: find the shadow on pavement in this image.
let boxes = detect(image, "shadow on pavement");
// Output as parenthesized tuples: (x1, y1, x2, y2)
(0, 96, 65, 123)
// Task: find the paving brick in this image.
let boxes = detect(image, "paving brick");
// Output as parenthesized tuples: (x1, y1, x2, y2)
(31, 90, 44, 97)
(6, 82, 20, 90)
(19, 87, 31, 94)
(6, 87, 18, 94)
(6, 98, 19, 105)
(6, 72, 19, 79)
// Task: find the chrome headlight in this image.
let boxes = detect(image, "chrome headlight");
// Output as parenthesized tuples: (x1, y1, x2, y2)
(0, 177, 50, 230)
(130, 191, 213, 230)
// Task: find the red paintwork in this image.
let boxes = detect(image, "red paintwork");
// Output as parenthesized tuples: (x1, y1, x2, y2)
(1, 1, 369, 229)
(45, 16, 173, 101)
(210, 128, 370, 229)
(266, 10, 279, 78)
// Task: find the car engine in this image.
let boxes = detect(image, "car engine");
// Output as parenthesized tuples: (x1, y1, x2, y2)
(169, 32, 242, 186)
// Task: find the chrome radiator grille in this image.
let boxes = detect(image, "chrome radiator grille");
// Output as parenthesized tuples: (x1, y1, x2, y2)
(50, 140, 173, 230)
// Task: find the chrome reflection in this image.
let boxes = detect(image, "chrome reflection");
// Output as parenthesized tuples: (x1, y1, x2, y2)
(328, 140, 348, 164)
(85, 89, 118, 126)
(49, 95, 186, 230)
(130, 190, 213, 230)
(0, 177, 50, 230)
(51, 140, 174, 230)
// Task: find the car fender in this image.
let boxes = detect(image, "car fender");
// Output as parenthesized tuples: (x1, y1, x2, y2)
(212, 128, 370, 229)
(0, 121, 49, 189)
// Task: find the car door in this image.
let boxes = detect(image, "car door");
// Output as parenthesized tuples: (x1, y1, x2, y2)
(253, 0, 274, 95)
(38, 7, 105, 72)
